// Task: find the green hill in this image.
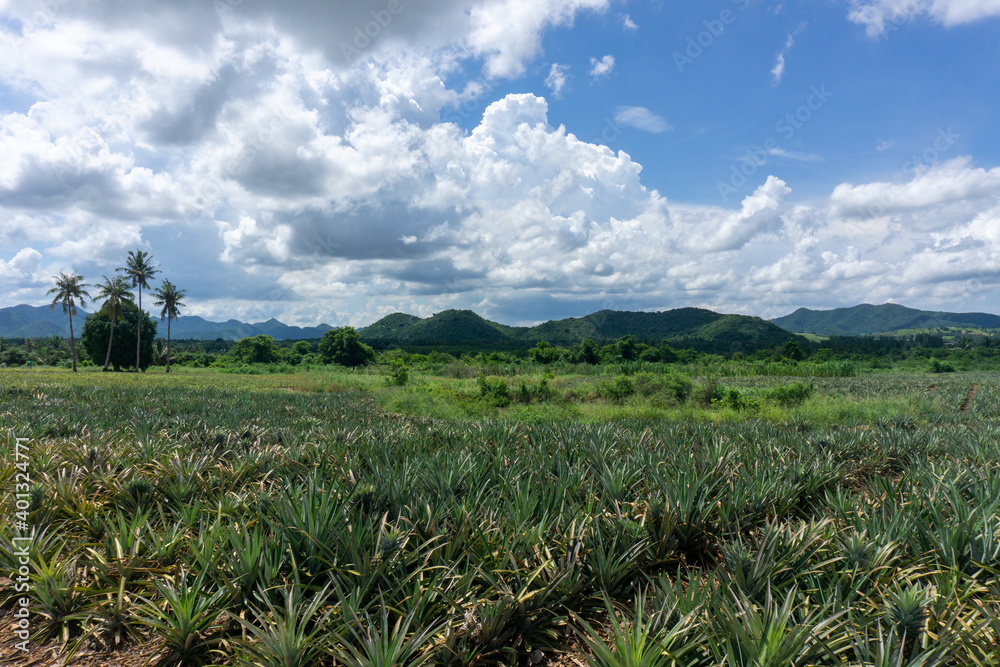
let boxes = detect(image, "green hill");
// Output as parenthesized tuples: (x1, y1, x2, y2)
(361, 310, 517, 346)
(772, 303, 1000, 336)
(360, 307, 799, 352)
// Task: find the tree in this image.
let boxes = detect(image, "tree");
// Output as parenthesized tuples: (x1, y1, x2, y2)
(47, 272, 90, 372)
(229, 335, 279, 365)
(152, 280, 186, 373)
(119, 250, 159, 372)
(80, 301, 157, 371)
(93, 274, 134, 372)
(616, 335, 639, 361)
(570, 338, 600, 365)
(782, 340, 804, 362)
(319, 327, 375, 366)
(529, 340, 561, 364)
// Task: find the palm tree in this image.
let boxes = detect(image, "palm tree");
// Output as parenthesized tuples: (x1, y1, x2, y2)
(152, 280, 186, 374)
(47, 272, 91, 372)
(94, 274, 134, 372)
(119, 250, 159, 372)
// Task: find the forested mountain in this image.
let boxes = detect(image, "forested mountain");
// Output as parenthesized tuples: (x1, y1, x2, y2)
(772, 303, 1000, 336)
(360, 307, 799, 352)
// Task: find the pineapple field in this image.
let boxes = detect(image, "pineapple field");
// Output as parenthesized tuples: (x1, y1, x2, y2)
(1, 368, 999, 666)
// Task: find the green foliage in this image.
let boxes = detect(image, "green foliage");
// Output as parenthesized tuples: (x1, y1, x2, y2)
(319, 327, 376, 366)
(720, 388, 758, 411)
(529, 340, 561, 364)
(783, 340, 804, 361)
(633, 372, 693, 404)
(929, 358, 957, 373)
(80, 301, 157, 371)
(230, 335, 280, 365)
(1, 346, 29, 366)
(571, 338, 600, 364)
(639, 343, 679, 363)
(695, 377, 725, 406)
(765, 381, 815, 406)
(386, 359, 409, 386)
(477, 374, 511, 407)
(599, 376, 636, 402)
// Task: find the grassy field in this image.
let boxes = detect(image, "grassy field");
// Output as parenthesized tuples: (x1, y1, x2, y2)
(1, 366, 999, 666)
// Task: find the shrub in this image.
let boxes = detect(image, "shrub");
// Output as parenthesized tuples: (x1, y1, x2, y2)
(477, 375, 511, 407)
(634, 372, 693, 404)
(598, 376, 635, 402)
(929, 359, 956, 373)
(386, 359, 409, 386)
(510, 375, 556, 404)
(720, 388, 757, 411)
(0, 347, 29, 366)
(765, 381, 815, 406)
(695, 377, 725, 406)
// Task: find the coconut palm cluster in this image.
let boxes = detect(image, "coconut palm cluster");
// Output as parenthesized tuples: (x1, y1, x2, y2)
(46, 250, 186, 374)
(1, 372, 999, 666)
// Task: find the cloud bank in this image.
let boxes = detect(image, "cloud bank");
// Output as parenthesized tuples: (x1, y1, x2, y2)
(0, 0, 999, 326)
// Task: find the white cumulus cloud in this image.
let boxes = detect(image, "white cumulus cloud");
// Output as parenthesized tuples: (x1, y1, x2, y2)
(589, 54, 615, 79)
(848, 0, 1000, 36)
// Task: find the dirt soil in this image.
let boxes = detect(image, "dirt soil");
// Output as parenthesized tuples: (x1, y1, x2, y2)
(959, 384, 978, 412)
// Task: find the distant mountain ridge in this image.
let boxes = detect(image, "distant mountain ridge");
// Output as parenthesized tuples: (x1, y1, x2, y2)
(771, 303, 1000, 336)
(0, 305, 333, 341)
(0, 303, 801, 351)
(359, 307, 799, 352)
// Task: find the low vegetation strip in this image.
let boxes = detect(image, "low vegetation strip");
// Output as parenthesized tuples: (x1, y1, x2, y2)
(0, 370, 999, 666)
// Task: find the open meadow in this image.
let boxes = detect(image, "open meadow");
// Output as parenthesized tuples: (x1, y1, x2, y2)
(1, 366, 999, 666)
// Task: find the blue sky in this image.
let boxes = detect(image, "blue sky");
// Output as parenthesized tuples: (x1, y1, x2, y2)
(1, 0, 1000, 327)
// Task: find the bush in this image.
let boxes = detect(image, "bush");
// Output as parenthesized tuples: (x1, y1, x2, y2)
(765, 381, 815, 406)
(598, 376, 635, 402)
(0, 347, 29, 367)
(477, 375, 511, 407)
(510, 375, 556, 404)
(929, 359, 956, 373)
(695, 377, 725, 406)
(386, 359, 409, 386)
(633, 372, 693, 404)
(720, 388, 758, 411)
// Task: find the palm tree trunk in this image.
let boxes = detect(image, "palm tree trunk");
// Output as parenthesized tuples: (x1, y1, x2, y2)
(166, 317, 171, 373)
(68, 310, 77, 372)
(103, 306, 117, 372)
(136, 288, 142, 372)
